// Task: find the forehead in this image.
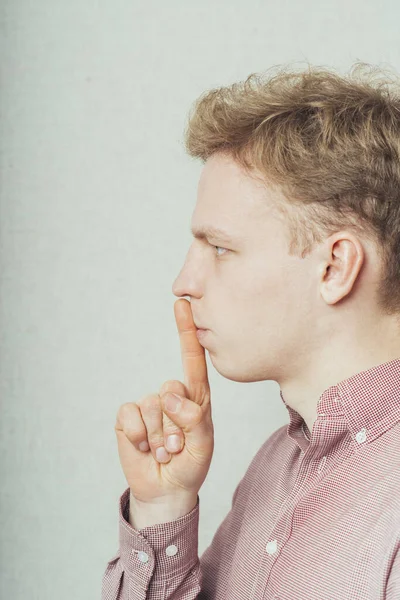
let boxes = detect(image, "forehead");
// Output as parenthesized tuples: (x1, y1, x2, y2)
(192, 153, 283, 238)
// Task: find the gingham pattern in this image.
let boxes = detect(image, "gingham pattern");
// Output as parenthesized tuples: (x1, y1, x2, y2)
(102, 357, 400, 599)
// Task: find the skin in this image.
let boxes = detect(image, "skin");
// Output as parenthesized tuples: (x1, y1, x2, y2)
(171, 151, 400, 436)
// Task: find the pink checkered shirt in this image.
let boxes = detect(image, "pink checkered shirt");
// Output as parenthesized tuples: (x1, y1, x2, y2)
(102, 358, 400, 599)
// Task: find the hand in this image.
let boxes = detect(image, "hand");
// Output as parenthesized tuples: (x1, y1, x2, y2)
(114, 298, 214, 505)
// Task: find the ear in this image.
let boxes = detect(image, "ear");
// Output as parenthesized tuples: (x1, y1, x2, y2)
(319, 232, 365, 306)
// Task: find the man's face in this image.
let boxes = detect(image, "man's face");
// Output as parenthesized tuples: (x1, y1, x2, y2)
(172, 152, 320, 384)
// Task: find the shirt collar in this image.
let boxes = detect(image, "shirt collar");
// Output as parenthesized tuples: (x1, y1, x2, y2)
(280, 357, 400, 453)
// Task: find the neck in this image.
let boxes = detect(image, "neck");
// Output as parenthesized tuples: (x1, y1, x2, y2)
(278, 313, 400, 434)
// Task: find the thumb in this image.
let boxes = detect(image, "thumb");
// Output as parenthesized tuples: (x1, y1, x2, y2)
(159, 379, 187, 399)
(160, 390, 213, 449)
(158, 380, 188, 438)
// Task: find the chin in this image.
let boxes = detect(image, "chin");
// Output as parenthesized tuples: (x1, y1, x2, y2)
(208, 353, 263, 383)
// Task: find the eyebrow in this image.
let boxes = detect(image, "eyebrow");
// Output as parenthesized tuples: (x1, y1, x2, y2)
(190, 225, 235, 243)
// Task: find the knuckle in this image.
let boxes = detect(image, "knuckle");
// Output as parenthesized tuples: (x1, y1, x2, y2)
(123, 428, 141, 444)
(160, 379, 179, 389)
(124, 421, 144, 442)
(183, 348, 204, 359)
(140, 395, 161, 414)
(190, 404, 204, 427)
(115, 403, 147, 441)
(148, 433, 165, 448)
(162, 416, 182, 437)
(163, 424, 182, 437)
(116, 402, 136, 424)
(162, 412, 181, 435)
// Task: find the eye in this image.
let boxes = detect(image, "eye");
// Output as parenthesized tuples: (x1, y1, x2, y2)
(210, 244, 229, 258)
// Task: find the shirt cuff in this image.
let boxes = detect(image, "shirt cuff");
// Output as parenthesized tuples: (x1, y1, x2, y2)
(118, 487, 200, 591)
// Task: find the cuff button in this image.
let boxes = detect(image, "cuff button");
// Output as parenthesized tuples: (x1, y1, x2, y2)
(165, 544, 178, 556)
(138, 551, 149, 563)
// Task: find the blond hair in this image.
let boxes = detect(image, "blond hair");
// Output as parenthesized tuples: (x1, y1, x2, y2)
(183, 62, 400, 315)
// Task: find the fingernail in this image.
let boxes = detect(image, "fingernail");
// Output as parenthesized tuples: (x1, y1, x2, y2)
(165, 393, 182, 413)
(156, 446, 170, 462)
(139, 440, 149, 451)
(166, 434, 181, 452)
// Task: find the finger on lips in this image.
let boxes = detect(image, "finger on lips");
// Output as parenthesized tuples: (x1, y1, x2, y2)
(135, 299, 209, 463)
(174, 299, 210, 407)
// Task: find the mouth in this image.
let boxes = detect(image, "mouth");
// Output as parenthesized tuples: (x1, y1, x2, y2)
(196, 328, 209, 341)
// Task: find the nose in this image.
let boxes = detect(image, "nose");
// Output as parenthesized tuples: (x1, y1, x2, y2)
(171, 247, 202, 299)
(172, 270, 195, 298)
(172, 276, 180, 297)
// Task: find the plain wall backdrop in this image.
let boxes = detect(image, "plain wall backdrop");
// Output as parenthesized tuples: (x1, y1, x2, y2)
(1, 1, 399, 598)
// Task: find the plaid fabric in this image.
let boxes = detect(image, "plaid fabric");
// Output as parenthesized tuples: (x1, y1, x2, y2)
(102, 357, 400, 599)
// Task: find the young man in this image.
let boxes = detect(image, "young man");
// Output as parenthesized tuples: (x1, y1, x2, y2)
(102, 63, 400, 599)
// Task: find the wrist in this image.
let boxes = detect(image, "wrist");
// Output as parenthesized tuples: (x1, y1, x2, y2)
(129, 491, 198, 530)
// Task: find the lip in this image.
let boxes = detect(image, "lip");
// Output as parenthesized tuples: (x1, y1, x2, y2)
(196, 328, 209, 340)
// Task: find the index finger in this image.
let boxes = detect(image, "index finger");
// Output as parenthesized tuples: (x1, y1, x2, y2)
(173, 298, 210, 406)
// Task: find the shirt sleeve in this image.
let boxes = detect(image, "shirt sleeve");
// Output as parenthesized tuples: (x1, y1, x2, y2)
(101, 487, 202, 600)
(102, 435, 272, 600)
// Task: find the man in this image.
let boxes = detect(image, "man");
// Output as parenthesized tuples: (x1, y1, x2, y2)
(102, 62, 400, 599)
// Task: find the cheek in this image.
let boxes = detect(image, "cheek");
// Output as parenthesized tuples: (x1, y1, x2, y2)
(218, 254, 306, 324)
(238, 265, 305, 331)
(239, 261, 289, 303)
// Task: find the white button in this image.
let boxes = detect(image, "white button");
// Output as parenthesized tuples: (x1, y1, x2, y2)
(355, 428, 367, 444)
(137, 551, 149, 563)
(166, 544, 178, 556)
(266, 540, 278, 555)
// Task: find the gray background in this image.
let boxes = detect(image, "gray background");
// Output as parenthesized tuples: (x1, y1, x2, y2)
(1, 1, 399, 598)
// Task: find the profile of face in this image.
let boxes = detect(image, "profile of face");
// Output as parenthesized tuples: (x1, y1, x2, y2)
(172, 152, 334, 385)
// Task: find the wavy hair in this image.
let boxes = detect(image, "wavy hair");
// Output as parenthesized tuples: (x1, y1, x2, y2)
(183, 62, 400, 315)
